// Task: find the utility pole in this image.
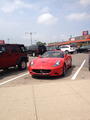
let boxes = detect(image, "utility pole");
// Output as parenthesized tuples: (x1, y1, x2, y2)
(8, 38, 10, 43)
(25, 32, 36, 45)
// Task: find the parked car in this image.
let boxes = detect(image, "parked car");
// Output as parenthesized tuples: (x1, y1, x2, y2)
(59, 45, 77, 53)
(27, 44, 47, 56)
(28, 51, 72, 77)
(0, 44, 28, 70)
(77, 45, 90, 53)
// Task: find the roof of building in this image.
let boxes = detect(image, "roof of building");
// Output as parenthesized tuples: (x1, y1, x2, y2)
(48, 38, 90, 46)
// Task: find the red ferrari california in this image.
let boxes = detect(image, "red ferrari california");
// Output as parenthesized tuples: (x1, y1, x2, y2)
(28, 51, 72, 77)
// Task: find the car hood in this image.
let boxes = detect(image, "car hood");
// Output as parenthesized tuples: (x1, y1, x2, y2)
(31, 57, 64, 68)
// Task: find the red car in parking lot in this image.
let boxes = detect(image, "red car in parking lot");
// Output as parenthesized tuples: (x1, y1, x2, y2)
(28, 51, 72, 77)
(0, 44, 28, 70)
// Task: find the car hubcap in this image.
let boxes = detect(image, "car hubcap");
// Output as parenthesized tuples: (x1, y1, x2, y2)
(21, 62, 26, 69)
(33, 53, 35, 57)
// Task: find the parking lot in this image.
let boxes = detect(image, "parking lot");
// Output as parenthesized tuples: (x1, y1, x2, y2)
(0, 53, 90, 120)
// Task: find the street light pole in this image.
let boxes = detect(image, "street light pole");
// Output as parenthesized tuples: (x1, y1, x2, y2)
(8, 38, 10, 43)
(30, 32, 32, 45)
(25, 32, 36, 45)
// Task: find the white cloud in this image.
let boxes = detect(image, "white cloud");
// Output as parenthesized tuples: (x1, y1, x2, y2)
(37, 12, 58, 25)
(0, 0, 34, 13)
(80, 0, 90, 6)
(67, 12, 90, 21)
(40, 7, 50, 13)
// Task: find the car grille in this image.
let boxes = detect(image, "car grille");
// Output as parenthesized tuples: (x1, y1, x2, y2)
(32, 69, 51, 73)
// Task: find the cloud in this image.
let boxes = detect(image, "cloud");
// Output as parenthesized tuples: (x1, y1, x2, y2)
(0, 0, 34, 14)
(80, 0, 90, 6)
(40, 7, 51, 13)
(67, 12, 90, 21)
(37, 12, 58, 25)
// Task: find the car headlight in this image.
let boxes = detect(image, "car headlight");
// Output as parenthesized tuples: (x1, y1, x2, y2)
(30, 61, 34, 66)
(53, 61, 60, 67)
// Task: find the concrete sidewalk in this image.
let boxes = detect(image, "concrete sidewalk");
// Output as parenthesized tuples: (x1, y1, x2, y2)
(0, 79, 90, 120)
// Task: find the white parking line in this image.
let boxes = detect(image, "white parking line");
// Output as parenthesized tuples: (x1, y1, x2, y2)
(0, 72, 29, 86)
(71, 59, 86, 80)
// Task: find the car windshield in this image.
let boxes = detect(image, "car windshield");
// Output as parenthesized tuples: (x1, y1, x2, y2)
(41, 51, 64, 58)
(81, 46, 88, 48)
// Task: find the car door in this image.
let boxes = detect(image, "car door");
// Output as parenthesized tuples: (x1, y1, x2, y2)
(4, 45, 15, 67)
(0, 45, 8, 68)
(10, 45, 21, 66)
(4, 45, 19, 67)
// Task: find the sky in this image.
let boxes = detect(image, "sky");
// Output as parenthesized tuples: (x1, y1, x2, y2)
(0, 0, 90, 45)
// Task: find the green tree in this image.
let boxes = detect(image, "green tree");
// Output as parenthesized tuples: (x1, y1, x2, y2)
(36, 41, 46, 46)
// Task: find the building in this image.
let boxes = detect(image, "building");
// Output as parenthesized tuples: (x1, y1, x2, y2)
(48, 31, 90, 47)
(0, 40, 5, 44)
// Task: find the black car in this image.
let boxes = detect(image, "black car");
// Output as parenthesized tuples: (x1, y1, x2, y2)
(77, 45, 90, 53)
(26, 44, 47, 56)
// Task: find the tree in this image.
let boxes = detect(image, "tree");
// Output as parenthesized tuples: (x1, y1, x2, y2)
(36, 41, 46, 46)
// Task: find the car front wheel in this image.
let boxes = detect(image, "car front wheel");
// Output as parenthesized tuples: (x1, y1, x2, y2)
(18, 61, 27, 70)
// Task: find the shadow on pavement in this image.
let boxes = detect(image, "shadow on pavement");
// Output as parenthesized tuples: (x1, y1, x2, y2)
(0, 68, 27, 80)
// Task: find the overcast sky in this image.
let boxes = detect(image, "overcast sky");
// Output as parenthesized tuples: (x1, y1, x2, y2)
(0, 0, 90, 45)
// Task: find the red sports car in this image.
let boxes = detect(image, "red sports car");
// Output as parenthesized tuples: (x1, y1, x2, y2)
(28, 51, 72, 77)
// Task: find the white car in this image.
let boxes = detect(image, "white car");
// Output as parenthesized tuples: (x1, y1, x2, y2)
(59, 45, 76, 53)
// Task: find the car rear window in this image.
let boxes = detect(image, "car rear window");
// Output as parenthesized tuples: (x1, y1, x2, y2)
(0, 45, 6, 53)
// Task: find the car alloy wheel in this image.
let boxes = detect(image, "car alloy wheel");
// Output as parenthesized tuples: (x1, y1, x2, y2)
(32, 53, 35, 57)
(21, 61, 26, 69)
(19, 61, 27, 70)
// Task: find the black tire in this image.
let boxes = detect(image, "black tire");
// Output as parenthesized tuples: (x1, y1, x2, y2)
(65, 50, 69, 54)
(62, 64, 66, 76)
(32, 75, 35, 78)
(18, 61, 27, 70)
(3, 68, 8, 71)
(89, 66, 90, 71)
(69, 59, 72, 68)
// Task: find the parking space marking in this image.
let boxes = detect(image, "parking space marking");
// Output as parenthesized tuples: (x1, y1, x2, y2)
(71, 59, 86, 80)
(0, 72, 29, 86)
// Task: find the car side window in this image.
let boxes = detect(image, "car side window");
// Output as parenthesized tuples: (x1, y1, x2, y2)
(11, 46, 18, 53)
(0, 46, 6, 53)
(60, 46, 69, 48)
(20, 46, 26, 52)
